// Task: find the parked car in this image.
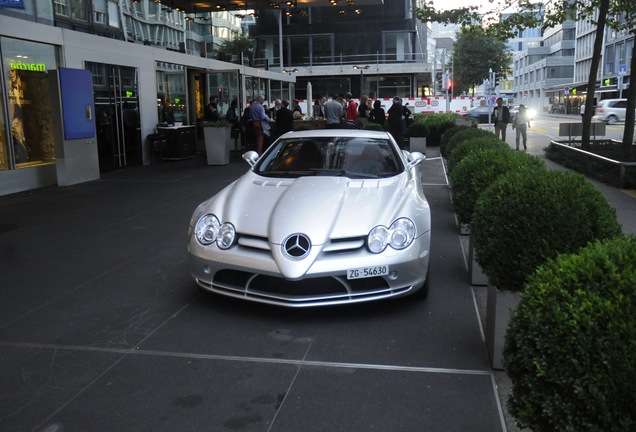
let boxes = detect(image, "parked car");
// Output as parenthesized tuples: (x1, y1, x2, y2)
(593, 99, 628, 124)
(464, 106, 493, 124)
(188, 129, 432, 307)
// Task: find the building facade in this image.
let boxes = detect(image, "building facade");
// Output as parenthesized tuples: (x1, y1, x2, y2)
(249, 0, 432, 100)
(0, 0, 291, 196)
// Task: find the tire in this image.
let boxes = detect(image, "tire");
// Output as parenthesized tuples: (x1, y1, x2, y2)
(607, 115, 618, 125)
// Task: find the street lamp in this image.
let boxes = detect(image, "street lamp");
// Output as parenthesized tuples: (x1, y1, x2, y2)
(353, 65, 370, 97)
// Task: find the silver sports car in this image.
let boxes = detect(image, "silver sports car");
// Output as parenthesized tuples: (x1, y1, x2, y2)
(188, 129, 431, 307)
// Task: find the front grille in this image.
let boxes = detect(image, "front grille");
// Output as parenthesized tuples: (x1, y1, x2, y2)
(204, 269, 402, 306)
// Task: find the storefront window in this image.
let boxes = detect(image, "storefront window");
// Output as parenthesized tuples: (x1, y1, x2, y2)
(1, 37, 58, 170)
(207, 71, 239, 117)
(156, 61, 186, 124)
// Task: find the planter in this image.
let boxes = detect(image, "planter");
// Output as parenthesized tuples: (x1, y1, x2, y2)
(409, 137, 426, 154)
(204, 127, 231, 165)
(485, 285, 520, 370)
(468, 234, 488, 286)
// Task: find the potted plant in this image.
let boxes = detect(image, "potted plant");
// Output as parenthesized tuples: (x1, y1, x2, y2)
(504, 236, 636, 431)
(471, 168, 622, 368)
(449, 148, 545, 285)
(201, 118, 232, 165)
(445, 135, 508, 174)
(406, 121, 429, 153)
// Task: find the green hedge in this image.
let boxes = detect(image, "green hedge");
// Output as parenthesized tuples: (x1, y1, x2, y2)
(449, 149, 545, 225)
(440, 125, 473, 158)
(504, 236, 636, 432)
(413, 113, 463, 148)
(471, 168, 622, 291)
(363, 122, 385, 131)
(446, 136, 509, 174)
(442, 127, 496, 159)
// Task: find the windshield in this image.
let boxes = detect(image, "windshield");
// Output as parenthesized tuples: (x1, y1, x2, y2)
(253, 137, 403, 179)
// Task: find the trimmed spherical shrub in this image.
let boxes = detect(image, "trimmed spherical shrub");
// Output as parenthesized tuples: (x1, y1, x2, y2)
(471, 168, 622, 291)
(406, 121, 429, 137)
(446, 136, 510, 174)
(442, 127, 496, 160)
(440, 125, 472, 157)
(504, 236, 636, 432)
(449, 149, 546, 225)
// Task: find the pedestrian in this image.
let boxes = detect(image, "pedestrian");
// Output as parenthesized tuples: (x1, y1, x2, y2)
(313, 95, 326, 119)
(580, 103, 585, 120)
(357, 95, 369, 128)
(204, 95, 220, 122)
(344, 92, 358, 127)
(291, 99, 304, 119)
(323, 93, 344, 128)
(269, 99, 282, 120)
(512, 104, 531, 150)
(493, 97, 511, 141)
(240, 98, 253, 149)
(276, 99, 294, 137)
(226, 98, 240, 146)
(250, 95, 272, 154)
(387, 97, 405, 147)
(369, 99, 386, 128)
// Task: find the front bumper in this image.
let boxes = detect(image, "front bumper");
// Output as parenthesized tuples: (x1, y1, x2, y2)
(189, 232, 430, 307)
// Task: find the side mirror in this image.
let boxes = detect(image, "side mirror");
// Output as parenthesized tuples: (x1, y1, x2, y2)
(406, 151, 426, 169)
(242, 151, 260, 167)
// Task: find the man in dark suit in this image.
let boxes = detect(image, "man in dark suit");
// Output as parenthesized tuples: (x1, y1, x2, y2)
(493, 97, 511, 141)
(276, 99, 295, 138)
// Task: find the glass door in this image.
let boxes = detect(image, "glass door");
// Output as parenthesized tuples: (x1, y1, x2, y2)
(87, 62, 141, 172)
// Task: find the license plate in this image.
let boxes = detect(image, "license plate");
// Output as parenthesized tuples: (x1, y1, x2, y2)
(347, 265, 389, 280)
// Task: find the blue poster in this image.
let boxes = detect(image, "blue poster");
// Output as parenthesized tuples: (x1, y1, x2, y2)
(0, 0, 25, 9)
(59, 68, 96, 140)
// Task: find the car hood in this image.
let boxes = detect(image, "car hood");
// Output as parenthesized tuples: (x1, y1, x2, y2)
(201, 171, 424, 243)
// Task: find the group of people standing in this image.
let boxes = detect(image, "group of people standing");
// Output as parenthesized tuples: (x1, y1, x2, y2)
(319, 93, 412, 148)
(204, 93, 415, 155)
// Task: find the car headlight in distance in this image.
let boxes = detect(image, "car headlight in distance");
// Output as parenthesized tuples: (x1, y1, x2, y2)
(195, 214, 220, 245)
(367, 218, 416, 253)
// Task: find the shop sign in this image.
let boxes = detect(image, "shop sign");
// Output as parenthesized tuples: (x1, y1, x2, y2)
(0, 0, 25, 9)
(10, 59, 46, 72)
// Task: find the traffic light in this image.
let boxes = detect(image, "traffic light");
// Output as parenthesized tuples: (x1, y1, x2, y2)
(447, 79, 453, 92)
(494, 73, 500, 87)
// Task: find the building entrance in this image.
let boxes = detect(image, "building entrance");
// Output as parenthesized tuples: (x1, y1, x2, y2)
(87, 63, 141, 172)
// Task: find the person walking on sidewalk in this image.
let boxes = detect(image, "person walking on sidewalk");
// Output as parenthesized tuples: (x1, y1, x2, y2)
(493, 97, 511, 141)
(512, 104, 531, 150)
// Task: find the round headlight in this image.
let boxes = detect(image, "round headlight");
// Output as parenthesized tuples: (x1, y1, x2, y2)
(195, 214, 220, 245)
(389, 218, 415, 249)
(368, 225, 390, 253)
(217, 223, 236, 249)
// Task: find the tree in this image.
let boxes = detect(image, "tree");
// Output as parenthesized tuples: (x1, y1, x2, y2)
(214, 34, 253, 65)
(415, 0, 636, 156)
(453, 28, 512, 96)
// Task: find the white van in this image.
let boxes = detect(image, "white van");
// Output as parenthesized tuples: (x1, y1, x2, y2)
(593, 99, 628, 124)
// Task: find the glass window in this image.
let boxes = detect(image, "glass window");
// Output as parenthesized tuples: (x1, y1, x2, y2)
(156, 62, 186, 124)
(108, 1, 120, 28)
(1, 37, 58, 170)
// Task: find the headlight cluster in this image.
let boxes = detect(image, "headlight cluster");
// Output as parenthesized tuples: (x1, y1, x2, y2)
(194, 214, 236, 249)
(367, 218, 416, 253)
